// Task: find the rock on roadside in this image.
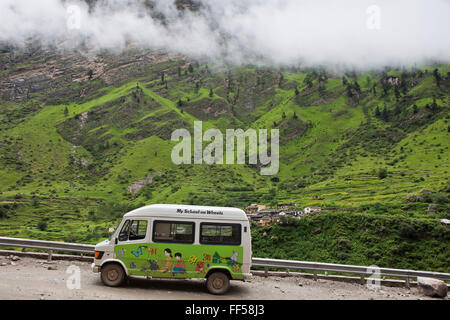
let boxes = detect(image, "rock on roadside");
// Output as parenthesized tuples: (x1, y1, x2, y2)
(417, 277, 448, 298)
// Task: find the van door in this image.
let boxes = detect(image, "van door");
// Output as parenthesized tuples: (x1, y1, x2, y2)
(115, 219, 150, 277)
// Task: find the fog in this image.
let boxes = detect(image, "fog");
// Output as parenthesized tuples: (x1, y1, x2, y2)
(0, 0, 449, 68)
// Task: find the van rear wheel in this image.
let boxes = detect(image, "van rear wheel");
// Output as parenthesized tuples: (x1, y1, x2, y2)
(206, 271, 230, 295)
(101, 264, 125, 287)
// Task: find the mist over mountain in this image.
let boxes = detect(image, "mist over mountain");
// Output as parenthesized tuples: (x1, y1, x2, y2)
(1, 0, 449, 69)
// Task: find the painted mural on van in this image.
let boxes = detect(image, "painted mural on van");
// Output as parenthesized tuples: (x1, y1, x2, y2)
(115, 243, 244, 279)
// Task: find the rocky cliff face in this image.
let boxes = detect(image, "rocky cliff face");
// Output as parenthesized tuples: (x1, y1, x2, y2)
(0, 42, 185, 103)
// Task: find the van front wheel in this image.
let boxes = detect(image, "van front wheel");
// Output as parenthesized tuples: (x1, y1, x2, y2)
(101, 263, 125, 287)
(206, 271, 230, 295)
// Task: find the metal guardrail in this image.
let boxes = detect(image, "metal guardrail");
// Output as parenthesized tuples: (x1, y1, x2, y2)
(252, 258, 450, 284)
(0, 237, 95, 260)
(1, 237, 449, 285)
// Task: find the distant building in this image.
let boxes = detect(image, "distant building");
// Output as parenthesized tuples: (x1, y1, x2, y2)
(258, 216, 272, 227)
(245, 205, 259, 214)
(284, 211, 303, 216)
(257, 204, 267, 212)
(304, 206, 322, 215)
(245, 204, 266, 214)
(249, 213, 281, 227)
(278, 203, 298, 210)
(259, 208, 282, 215)
(271, 215, 281, 224)
(386, 76, 400, 86)
(294, 211, 304, 216)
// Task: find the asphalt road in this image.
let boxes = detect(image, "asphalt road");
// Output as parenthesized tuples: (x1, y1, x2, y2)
(0, 255, 438, 300)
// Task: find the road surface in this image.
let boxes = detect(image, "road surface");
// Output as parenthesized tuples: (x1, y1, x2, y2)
(0, 255, 439, 300)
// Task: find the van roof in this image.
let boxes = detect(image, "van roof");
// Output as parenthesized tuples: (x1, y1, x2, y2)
(124, 204, 248, 221)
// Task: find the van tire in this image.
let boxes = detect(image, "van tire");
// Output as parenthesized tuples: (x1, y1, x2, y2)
(101, 263, 126, 287)
(206, 271, 230, 295)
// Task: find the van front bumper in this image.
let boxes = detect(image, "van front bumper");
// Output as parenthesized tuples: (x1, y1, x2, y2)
(242, 273, 252, 281)
(92, 263, 101, 273)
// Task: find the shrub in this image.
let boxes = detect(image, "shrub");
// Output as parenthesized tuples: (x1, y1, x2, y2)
(378, 168, 388, 179)
(37, 221, 48, 231)
(398, 221, 421, 240)
(0, 207, 7, 219)
(280, 215, 299, 226)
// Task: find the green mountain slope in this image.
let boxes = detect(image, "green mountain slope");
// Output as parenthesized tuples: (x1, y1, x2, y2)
(0, 47, 448, 271)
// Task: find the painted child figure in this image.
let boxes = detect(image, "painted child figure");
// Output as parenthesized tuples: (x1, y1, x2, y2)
(159, 249, 173, 273)
(172, 252, 186, 276)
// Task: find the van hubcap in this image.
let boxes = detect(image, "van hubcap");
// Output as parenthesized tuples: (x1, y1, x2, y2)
(212, 278, 224, 289)
(107, 269, 119, 281)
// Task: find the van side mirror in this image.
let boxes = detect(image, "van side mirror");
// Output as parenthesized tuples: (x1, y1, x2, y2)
(115, 237, 118, 245)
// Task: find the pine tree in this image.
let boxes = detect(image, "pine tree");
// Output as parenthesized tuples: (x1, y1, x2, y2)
(375, 106, 381, 117)
(382, 105, 389, 121)
(431, 97, 439, 113)
(354, 81, 361, 94)
(279, 74, 284, 86)
(346, 85, 353, 98)
(394, 103, 401, 116)
(433, 68, 442, 87)
(394, 86, 401, 101)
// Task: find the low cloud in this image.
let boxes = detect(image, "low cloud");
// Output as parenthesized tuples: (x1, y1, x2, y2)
(0, 0, 449, 68)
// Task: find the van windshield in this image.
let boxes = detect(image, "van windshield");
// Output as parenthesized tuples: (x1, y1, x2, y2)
(118, 220, 148, 241)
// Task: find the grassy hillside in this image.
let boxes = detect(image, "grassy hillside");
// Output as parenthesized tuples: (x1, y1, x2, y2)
(252, 211, 450, 272)
(0, 50, 449, 271)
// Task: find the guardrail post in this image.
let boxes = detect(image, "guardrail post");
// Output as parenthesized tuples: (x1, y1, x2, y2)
(47, 250, 53, 262)
(405, 277, 410, 289)
(313, 270, 318, 281)
(360, 274, 365, 285)
(264, 267, 268, 278)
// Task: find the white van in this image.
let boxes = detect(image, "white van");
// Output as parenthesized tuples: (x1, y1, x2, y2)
(92, 204, 252, 294)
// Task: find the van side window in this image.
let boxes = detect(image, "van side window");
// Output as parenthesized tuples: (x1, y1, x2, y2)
(153, 221, 195, 244)
(118, 220, 148, 242)
(200, 223, 241, 245)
